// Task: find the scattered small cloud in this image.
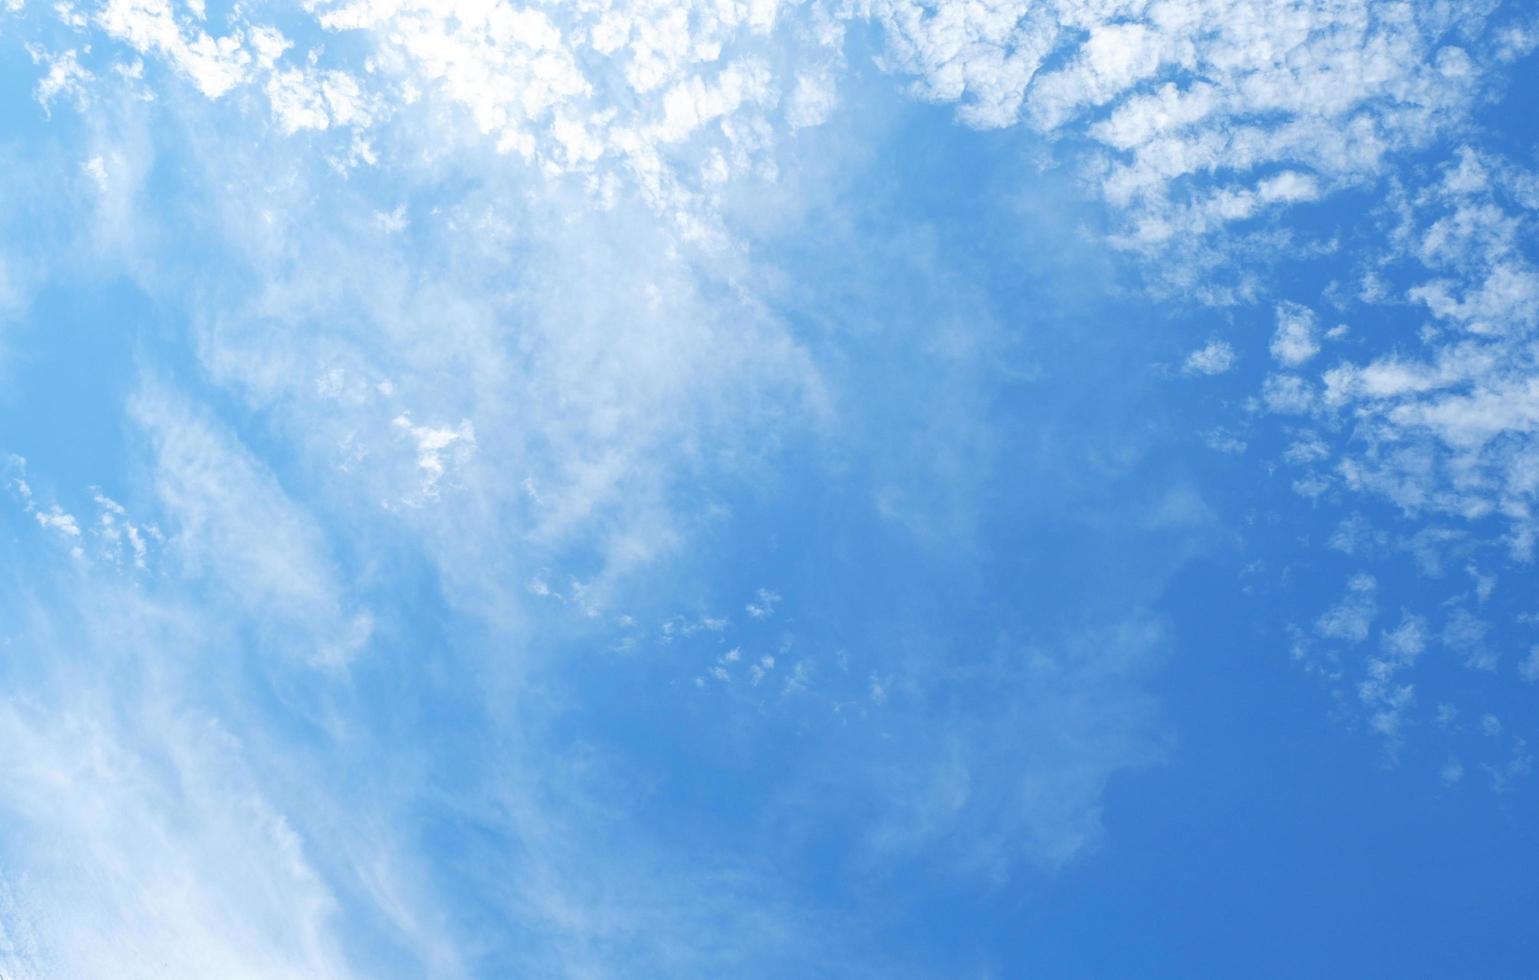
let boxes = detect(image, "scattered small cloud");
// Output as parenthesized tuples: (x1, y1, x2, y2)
(1183, 339, 1236, 375)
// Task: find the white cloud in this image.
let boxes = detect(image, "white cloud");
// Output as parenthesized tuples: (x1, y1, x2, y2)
(1202, 429, 1247, 454)
(82, 154, 109, 191)
(875, 0, 1510, 248)
(0, 489, 456, 980)
(0, 701, 357, 980)
(1183, 338, 1236, 375)
(1258, 148, 1539, 557)
(285, 0, 837, 227)
(390, 414, 476, 504)
(16, 0, 1520, 261)
(1270, 302, 1320, 367)
(858, 616, 1170, 874)
(92, 490, 156, 569)
(130, 382, 372, 666)
(1261, 373, 1316, 414)
(1442, 607, 1495, 671)
(1440, 757, 1464, 784)
(267, 67, 374, 134)
(1520, 646, 1539, 683)
(96, 0, 265, 98)
(745, 587, 780, 619)
(786, 71, 837, 128)
(1315, 573, 1377, 644)
(1357, 614, 1427, 739)
(1027, 21, 1163, 130)
(33, 503, 80, 537)
(29, 46, 92, 112)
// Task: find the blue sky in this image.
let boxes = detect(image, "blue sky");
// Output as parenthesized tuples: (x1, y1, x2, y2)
(2, 1, 1538, 976)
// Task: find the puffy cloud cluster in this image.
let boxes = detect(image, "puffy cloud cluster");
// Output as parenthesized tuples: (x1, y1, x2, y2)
(874, 0, 1529, 253)
(312, 0, 823, 160)
(93, 0, 295, 98)
(17, 0, 1529, 250)
(15, 0, 847, 231)
(1262, 148, 1539, 553)
(1246, 146, 1539, 772)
